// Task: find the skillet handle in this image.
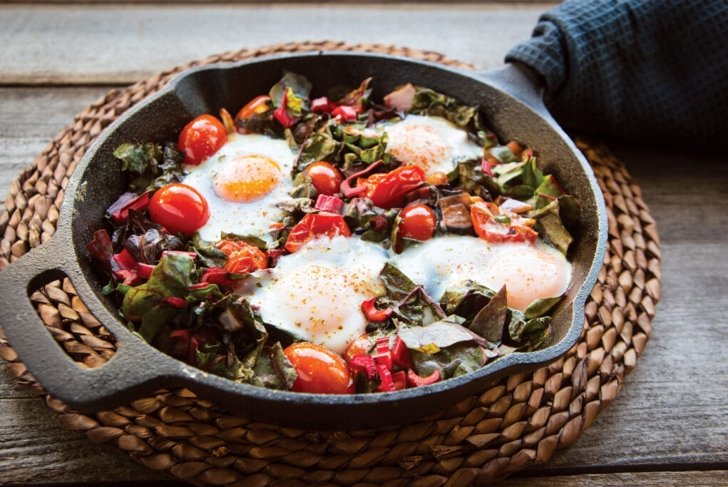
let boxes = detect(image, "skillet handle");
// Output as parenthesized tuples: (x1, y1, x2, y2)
(475, 62, 555, 123)
(0, 234, 180, 411)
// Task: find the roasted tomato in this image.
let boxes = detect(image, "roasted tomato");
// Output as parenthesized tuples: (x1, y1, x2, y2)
(342, 333, 373, 363)
(178, 114, 227, 166)
(305, 161, 344, 196)
(470, 201, 538, 243)
(284, 342, 354, 394)
(215, 239, 268, 274)
(235, 95, 272, 124)
(397, 203, 436, 241)
(149, 183, 209, 236)
(284, 212, 351, 253)
(365, 164, 426, 209)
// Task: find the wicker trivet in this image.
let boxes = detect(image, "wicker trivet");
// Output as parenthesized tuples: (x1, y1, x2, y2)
(0, 41, 660, 486)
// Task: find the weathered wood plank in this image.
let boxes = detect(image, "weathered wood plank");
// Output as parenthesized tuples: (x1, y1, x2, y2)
(0, 87, 111, 197)
(500, 471, 728, 486)
(0, 4, 548, 84)
(0, 395, 166, 483)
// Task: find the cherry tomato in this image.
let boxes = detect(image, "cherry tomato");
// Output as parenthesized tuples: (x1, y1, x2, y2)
(305, 161, 344, 196)
(284, 212, 351, 253)
(215, 239, 268, 274)
(398, 204, 436, 241)
(342, 333, 373, 363)
(235, 95, 272, 122)
(284, 342, 354, 394)
(149, 183, 209, 236)
(366, 164, 426, 209)
(470, 201, 538, 243)
(178, 114, 227, 166)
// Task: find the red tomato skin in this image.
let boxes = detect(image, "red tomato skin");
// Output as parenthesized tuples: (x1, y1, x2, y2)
(367, 165, 426, 209)
(470, 202, 538, 243)
(178, 114, 227, 166)
(398, 204, 436, 241)
(306, 161, 344, 196)
(284, 212, 352, 253)
(215, 239, 268, 274)
(284, 343, 354, 394)
(342, 333, 372, 363)
(149, 183, 210, 236)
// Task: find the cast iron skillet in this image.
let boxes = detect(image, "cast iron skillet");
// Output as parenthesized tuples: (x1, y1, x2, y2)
(0, 52, 607, 430)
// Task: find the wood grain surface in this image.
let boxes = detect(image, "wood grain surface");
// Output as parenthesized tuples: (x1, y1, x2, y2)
(1, 2, 727, 486)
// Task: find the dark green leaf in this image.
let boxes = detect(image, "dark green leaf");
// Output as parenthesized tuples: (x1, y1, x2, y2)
(410, 342, 490, 379)
(440, 280, 496, 319)
(296, 132, 337, 170)
(469, 285, 508, 342)
(113, 142, 161, 175)
(523, 296, 562, 319)
(398, 315, 481, 350)
(269, 72, 312, 109)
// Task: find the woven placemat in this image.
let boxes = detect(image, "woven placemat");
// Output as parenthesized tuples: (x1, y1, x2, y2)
(0, 41, 660, 486)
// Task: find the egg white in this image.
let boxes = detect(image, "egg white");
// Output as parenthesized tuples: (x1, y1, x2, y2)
(391, 235, 572, 311)
(237, 236, 389, 354)
(383, 114, 483, 174)
(182, 133, 295, 243)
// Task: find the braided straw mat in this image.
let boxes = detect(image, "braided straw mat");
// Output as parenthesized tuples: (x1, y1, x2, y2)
(0, 41, 661, 486)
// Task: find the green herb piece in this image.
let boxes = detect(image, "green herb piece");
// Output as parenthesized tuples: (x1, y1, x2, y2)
(469, 285, 508, 342)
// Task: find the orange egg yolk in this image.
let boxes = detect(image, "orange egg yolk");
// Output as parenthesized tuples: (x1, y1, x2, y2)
(213, 154, 281, 202)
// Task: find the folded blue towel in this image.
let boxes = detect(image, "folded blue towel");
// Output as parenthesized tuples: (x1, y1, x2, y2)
(506, 0, 728, 146)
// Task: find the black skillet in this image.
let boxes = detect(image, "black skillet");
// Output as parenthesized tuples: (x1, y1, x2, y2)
(0, 52, 607, 430)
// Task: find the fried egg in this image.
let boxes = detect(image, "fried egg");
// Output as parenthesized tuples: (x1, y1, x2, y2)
(182, 133, 295, 243)
(383, 115, 483, 174)
(392, 235, 572, 311)
(237, 236, 389, 354)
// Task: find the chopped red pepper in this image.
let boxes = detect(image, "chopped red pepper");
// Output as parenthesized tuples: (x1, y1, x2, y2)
(311, 96, 335, 114)
(114, 269, 141, 286)
(112, 248, 137, 271)
(339, 160, 384, 198)
(107, 191, 151, 224)
(314, 194, 344, 214)
(391, 370, 407, 391)
(200, 267, 234, 287)
(406, 369, 441, 387)
(376, 363, 395, 392)
(361, 297, 392, 323)
(348, 354, 377, 379)
(481, 158, 495, 177)
(375, 336, 391, 354)
(332, 105, 357, 121)
(163, 296, 187, 309)
(274, 88, 295, 128)
(391, 337, 413, 370)
(373, 351, 393, 371)
(137, 263, 155, 280)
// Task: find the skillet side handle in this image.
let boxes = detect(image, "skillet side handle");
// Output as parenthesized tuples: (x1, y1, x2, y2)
(0, 235, 180, 411)
(475, 62, 553, 122)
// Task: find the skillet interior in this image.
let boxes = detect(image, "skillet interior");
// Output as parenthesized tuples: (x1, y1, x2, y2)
(66, 52, 604, 429)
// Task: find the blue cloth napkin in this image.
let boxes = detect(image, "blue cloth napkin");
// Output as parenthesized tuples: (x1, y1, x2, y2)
(506, 0, 728, 146)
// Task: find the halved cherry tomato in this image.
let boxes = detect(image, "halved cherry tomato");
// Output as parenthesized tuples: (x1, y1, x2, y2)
(343, 333, 373, 363)
(470, 201, 538, 243)
(149, 183, 209, 236)
(397, 203, 436, 241)
(215, 239, 268, 274)
(305, 161, 344, 196)
(284, 342, 354, 394)
(365, 164, 426, 209)
(284, 212, 351, 253)
(178, 114, 227, 166)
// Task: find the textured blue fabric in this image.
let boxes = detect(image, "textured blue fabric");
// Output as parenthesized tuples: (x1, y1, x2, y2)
(506, 0, 728, 146)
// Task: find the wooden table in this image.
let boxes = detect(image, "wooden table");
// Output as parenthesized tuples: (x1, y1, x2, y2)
(1, 3, 726, 486)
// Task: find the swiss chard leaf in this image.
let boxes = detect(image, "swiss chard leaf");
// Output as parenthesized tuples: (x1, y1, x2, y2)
(440, 280, 497, 319)
(398, 315, 480, 350)
(469, 285, 507, 342)
(523, 296, 562, 319)
(410, 342, 490, 380)
(122, 253, 195, 341)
